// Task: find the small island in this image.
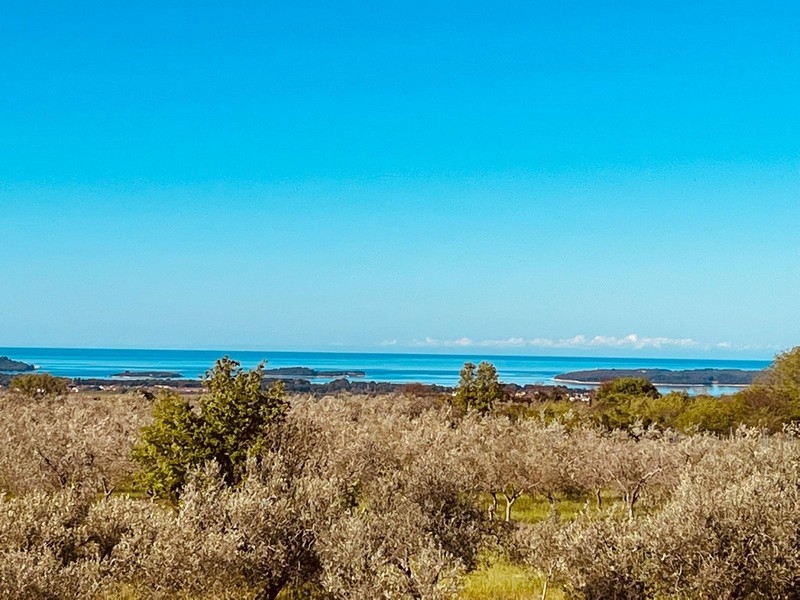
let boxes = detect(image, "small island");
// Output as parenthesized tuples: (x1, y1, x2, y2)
(106, 367, 366, 383)
(112, 370, 183, 379)
(0, 356, 35, 372)
(555, 368, 759, 386)
(263, 367, 366, 378)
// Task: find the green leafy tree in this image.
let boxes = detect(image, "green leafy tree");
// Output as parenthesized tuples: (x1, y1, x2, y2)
(454, 362, 477, 411)
(132, 391, 202, 499)
(758, 346, 800, 397)
(674, 395, 749, 435)
(731, 347, 800, 431)
(746, 347, 800, 404)
(453, 361, 501, 414)
(641, 391, 690, 430)
(595, 377, 660, 402)
(133, 357, 287, 499)
(592, 377, 662, 430)
(475, 361, 501, 410)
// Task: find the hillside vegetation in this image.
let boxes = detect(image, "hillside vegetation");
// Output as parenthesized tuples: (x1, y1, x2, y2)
(0, 350, 798, 598)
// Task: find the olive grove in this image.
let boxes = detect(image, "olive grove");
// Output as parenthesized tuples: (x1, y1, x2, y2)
(0, 353, 799, 598)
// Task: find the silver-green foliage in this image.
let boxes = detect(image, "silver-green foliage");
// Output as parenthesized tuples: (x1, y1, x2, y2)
(517, 428, 800, 599)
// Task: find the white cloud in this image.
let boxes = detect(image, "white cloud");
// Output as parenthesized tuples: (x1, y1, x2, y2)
(393, 335, 783, 355)
(411, 336, 474, 348)
(549, 333, 701, 350)
(476, 337, 528, 348)
(406, 333, 720, 351)
(525, 333, 703, 350)
(411, 336, 531, 349)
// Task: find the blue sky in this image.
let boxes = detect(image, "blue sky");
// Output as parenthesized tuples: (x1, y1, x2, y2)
(1, 1, 798, 358)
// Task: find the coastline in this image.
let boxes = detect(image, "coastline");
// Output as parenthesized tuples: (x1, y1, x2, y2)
(0, 348, 769, 397)
(554, 377, 749, 389)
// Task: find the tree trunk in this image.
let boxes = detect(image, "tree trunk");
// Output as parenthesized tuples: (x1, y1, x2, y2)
(628, 468, 662, 520)
(399, 558, 423, 600)
(488, 492, 498, 521)
(629, 485, 642, 519)
(546, 492, 557, 517)
(595, 487, 603, 510)
(255, 582, 284, 600)
(503, 492, 519, 522)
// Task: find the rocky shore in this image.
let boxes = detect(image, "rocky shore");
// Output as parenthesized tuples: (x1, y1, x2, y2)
(0, 356, 35, 372)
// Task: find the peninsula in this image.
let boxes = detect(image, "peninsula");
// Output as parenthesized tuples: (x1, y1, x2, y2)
(0, 356, 35, 372)
(555, 368, 758, 386)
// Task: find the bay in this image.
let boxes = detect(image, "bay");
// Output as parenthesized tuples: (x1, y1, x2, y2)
(0, 347, 770, 396)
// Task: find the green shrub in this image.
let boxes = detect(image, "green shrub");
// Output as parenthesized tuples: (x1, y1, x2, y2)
(675, 395, 749, 435)
(132, 357, 287, 499)
(10, 373, 69, 399)
(596, 377, 660, 402)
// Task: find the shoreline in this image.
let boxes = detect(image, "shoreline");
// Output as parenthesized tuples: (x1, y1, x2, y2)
(1, 352, 764, 398)
(553, 378, 749, 389)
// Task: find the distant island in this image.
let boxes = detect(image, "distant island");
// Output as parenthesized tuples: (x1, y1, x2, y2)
(0, 356, 35, 372)
(101, 366, 365, 383)
(555, 368, 759, 386)
(263, 367, 366, 378)
(112, 370, 183, 379)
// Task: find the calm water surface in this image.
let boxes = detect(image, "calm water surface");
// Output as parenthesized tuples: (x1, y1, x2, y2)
(0, 347, 770, 396)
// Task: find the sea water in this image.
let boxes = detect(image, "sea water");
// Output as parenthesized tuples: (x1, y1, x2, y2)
(0, 347, 770, 395)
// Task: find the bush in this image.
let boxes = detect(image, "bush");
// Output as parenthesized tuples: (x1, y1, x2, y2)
(132, 357, 287, 499)
(10, 373, 69, 399)
(596, 378, 660, 402)
(517, 430, 800, 599)
(675, 395, 749, 435)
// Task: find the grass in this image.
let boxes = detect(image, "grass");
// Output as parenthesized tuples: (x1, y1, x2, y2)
(461, 492, 624, 599)
(460, 557, 565, 600)
(481, 491, 621, 524)
(508, 494, 585, 523)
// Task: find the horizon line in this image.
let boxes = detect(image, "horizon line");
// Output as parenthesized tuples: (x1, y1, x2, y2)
(0, 344, 778, 363)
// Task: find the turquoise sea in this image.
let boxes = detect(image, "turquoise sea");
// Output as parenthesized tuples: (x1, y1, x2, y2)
(0, 347, 771, 395)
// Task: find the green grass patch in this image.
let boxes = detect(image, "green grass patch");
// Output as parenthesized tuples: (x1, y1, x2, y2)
(460, 558, 564, 600)
(481, 492, 621, 524)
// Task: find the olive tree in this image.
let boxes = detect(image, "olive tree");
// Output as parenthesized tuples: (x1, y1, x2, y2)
(317, 451, 488, 599)
(0, 392, 149, 495)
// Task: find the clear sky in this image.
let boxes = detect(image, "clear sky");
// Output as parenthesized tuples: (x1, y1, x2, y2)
(1, 1, 798, 358)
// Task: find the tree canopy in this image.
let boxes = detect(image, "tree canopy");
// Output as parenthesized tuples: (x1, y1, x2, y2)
(133, 356, 287, 499)
(595, 377, 661, 402)
(453, 361, 502, 414)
